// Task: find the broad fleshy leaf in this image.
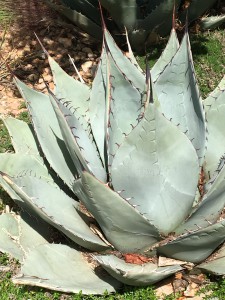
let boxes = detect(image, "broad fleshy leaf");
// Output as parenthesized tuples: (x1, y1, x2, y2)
(155, 31, 206, 164)
(15, 78, 78, 188)
(159, 219, 225, 263)
(1, 174, 108, 251)
(151, 29, 179, 82)
(0, 213, 49, 262)
(77, 172, 161, 253)
(2, 117, 39, 155)
(204, 76, 225, 177)
(13, 244, 120, 294)
(198, 242, 225, 275)
(96, 255, 182, 286)
(48, 92, 106, 181)
(175, 161, 225, 235)
(111, 102, 199, 234)
(48, 56, 90, 127)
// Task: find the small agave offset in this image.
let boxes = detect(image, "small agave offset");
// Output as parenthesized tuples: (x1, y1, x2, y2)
(0, 21, 225, 294)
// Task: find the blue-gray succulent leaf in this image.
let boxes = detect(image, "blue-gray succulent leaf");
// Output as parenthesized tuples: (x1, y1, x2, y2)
(159, 219, 225, 264)
(13, 244, 120, 294)
(175, 158, 225, 235)
(111, 102, 199, 235)
(204, 76, 225, 178)
(0, 212, 50, 262)
(15, 78, 78, 189)
(155, 30, 206, 164)
(48, 56, 91, 129)
(48, 91, 106, 182)
(76, 172, 161, 253)
(198, 241, 225, 275)
(95, 255, 182, 286)
(1, 174, 108, 251)
(2, 117, 39, 155)
(151, 28, 179, 82)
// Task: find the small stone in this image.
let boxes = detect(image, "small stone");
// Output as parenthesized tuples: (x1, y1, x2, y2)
(49, 82, 55, 90)
(78, 51, 86, 60)
(32, 58, 41, 64)
(23, 64, 33, 71)
(82, 47, 93, 54)
(43, 37, 55, 46)
(16, 49, 24, 58)
(81, 61, 93, 73)
(23, 44, 31, 54)
(87, 53, 95, 59)
(27, 74, 38, 82)
(58, 37, 72, 48)
(43, 67, 51, 75)
(37, 82, 47, 90)
(31, 40, 37, 46)
(44, 74, 53, 82)
(55, 54, 63, 60)
(17, 41, 25, 48)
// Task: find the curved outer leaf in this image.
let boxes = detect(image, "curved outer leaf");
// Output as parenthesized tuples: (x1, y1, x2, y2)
(125, 28, 143, 73)
(48, 92, 106, 182)
(13, 244, 120, 294)
(96, 255, 182, 286)
(0, 213, 24, 261)
(203, 77, 225, 177)
(0, 153, 52, 181)
(107, 53, 143, 167)
(111, 102, 199, 235)
(103, 29, 145, 93)
(2, 117, 39, 155)
(175, 162, 225, 235)
(1, 174, 108, 251)
(77, 172, 161, 253)
(89, 47, 107, 167)
(0, 213, 49, 262)
(158, 219, 225, 264)
(155, 31, 206, 164)
(200, 15, 225, 30)
(198, 242, 225, 275)
(0, 152, 53, 213)
(151, 29, 179, 83)
(204, 75, 225, 113)
(48, 56, 90, 128)
(15, 78, 78, 188)
(44, 0, 102, 40)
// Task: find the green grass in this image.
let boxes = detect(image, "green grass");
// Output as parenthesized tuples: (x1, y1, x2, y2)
(0, 121, 13, 153)
(0, 275, 158, 300)
(0, 28, 225, 300)
(0, 1, 13, 24)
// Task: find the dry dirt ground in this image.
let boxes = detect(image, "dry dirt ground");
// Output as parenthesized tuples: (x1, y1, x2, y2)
(0, 0, 100, 116)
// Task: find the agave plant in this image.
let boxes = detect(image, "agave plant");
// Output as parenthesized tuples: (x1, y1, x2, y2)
(0, 20, 225, 294)
(44, 0, 225, 51)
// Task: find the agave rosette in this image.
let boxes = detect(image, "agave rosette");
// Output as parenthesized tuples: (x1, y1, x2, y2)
(0, 23, 225, 294)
